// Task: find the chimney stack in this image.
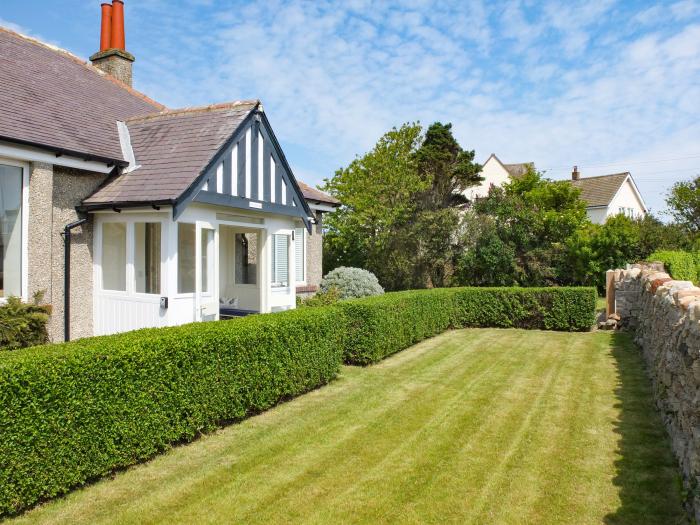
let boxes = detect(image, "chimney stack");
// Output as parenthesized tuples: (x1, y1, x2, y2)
(572, 166, 580, 181)
(90, 1, 135, 87)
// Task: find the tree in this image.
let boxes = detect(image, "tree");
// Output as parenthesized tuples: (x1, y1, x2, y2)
(322, 122, 482, 290)
(321, 123, 425, 286)
(666, 175, 700, 236)
(457, 168, 589, 287)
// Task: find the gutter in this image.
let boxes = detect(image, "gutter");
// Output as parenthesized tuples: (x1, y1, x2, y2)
(61, 215, 88, 342)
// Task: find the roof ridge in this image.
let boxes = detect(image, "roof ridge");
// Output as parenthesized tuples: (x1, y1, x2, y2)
(0, 25, 165, 111)
(126, 100, 260, 123)
(571, 172, 629, 181)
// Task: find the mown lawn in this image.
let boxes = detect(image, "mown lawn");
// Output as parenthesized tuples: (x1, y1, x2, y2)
(11, 329, 685, 524)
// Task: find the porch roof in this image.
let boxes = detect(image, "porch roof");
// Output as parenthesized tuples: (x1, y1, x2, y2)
(83, 101, 259, 206)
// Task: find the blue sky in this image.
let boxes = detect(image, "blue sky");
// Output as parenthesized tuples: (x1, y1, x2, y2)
(2, 0, 700, 215)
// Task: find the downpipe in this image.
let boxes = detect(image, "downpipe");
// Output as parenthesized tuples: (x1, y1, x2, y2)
(61, 216, 88, 342)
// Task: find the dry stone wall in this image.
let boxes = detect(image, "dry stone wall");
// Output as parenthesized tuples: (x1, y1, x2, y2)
(610, 263, 700, 519)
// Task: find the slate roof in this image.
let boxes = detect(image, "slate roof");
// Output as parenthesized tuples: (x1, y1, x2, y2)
(570, 172, 630, 207)
(84, 102, 258, 205)
(297, 181, 340, 206)
(503, 162, 534, 178)
(0, 27, 163, 163)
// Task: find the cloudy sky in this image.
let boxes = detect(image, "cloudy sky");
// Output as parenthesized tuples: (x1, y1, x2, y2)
(3, 0, 700, 215)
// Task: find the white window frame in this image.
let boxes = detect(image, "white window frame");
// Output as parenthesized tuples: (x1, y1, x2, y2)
(271, 231, 292, 289)
(175, 221, 197, 298)
(96, 216, 167, 298)
(0, 157, 29, 303)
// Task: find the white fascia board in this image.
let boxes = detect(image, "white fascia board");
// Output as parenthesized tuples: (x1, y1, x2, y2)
(0, 141, 114, 174)
(308, 202, 338, 213)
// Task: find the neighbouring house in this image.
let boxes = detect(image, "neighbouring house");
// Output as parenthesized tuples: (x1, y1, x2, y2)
(464, 154, 648, 224)
(569, 167, 648, 224)
(462, 153, 534, 202)
(0, 1, 339, 342)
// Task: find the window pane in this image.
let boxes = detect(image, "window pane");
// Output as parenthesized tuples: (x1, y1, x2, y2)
(178, 223, 196, 293)
(0, 164, 22, 297)
(235, 233, 257, 285)
(201, 229, 213, 293)
(135, 223, 161, 294)
(102, 223, 126, 291)
(271, 234, 289, 287)
(295, 227, 305, 282)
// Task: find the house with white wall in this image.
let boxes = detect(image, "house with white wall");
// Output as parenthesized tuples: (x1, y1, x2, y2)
(462, 154, 533, 202)
(0, 1, 338, 341)
(464, 154, 648, 224)
(570, 167, 648, 224)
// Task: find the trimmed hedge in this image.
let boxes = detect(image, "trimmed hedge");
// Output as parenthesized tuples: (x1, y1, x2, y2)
(0, 308, 344, 516)
(0, 297, 51, 351)
(0, 285, 596, 516)
(339, 287, 597, 365)
(649, 250, 700, 283)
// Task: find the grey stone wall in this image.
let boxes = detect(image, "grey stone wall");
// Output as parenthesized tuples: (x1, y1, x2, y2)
(611, 265, 700, 519)
(27, 163, 106, 341)
(90, 50, 134, 87)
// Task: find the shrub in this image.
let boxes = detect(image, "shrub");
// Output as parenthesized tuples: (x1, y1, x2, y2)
(649, 250, 699, 283)
(0, 307, 344, 516)
(0, 296, 51, 351)
(339, 287, 597, 365)
(298, 286, 341, 308)
(320, 267, 384, 300)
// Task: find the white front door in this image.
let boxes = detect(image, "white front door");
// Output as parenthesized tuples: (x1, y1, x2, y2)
(195, 221, 218, 321)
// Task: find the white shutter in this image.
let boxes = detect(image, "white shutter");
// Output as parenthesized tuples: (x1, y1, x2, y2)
(295, 228, 305, 282)
(272, 234, 289, 287)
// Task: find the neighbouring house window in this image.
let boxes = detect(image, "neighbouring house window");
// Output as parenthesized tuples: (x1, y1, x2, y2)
(235, 233, 257, 285)
(271, 233, 289, 287)
(135, 222, 161, 294)
(102, 223, 127, 291)
(178, 223, 196, 293)
(295, 227, 305, 283)
(0, 164, 22, 298)
(201, 228, 214, 294)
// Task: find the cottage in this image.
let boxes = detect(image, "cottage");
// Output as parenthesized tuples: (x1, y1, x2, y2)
(462, 153, 533, 202)
(0, 1, 339, 341)
(569, 167, 648, 224)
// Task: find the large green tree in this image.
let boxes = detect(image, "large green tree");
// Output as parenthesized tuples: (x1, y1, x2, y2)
(322, 122, 482, 290)
(666, 175, 700, 237)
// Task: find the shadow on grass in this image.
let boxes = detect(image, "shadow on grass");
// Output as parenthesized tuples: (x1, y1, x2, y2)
(604, 332, 688, 525)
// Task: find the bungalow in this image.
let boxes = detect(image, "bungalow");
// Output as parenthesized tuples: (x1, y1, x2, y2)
(0, 1, 339, 341)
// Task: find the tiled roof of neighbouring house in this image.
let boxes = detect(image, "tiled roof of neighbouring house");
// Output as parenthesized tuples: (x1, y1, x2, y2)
(297, 181, 340, 206)
(84, 102, 259, 205)
(502, 162, 534, 178)
(0, 27, 163, 163)
(570, 172, 630, 207)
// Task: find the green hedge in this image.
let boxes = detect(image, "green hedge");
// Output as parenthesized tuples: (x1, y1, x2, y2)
(0, 285, 596, 516)
(339, 287, 597, 365)
(649, 250, 700, 283)
(0, 308, 344, 516)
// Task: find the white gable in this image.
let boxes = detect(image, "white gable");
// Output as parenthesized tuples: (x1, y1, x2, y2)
(464, 155, 511, 201)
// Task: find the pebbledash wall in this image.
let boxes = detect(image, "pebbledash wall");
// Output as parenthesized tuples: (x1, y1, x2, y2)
(609, 263, 700, 519)
(27, 162, 105, 342)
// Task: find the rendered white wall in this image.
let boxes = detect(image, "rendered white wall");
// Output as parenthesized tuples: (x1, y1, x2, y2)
(463, 156, 511, 201)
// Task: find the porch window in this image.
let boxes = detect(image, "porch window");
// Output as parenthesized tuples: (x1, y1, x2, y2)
(102, 223, 127, 291)
(271, 234, 289, 287)
(0, 164, 22, 297)
(178, 223, 196, 293)
(135, 223, 161, 294)
(294, 227, 305, 283)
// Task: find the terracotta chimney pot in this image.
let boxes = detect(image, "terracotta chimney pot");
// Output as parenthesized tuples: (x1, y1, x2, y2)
(111, 0, 126, 50)
(99, 3, 112, 52)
